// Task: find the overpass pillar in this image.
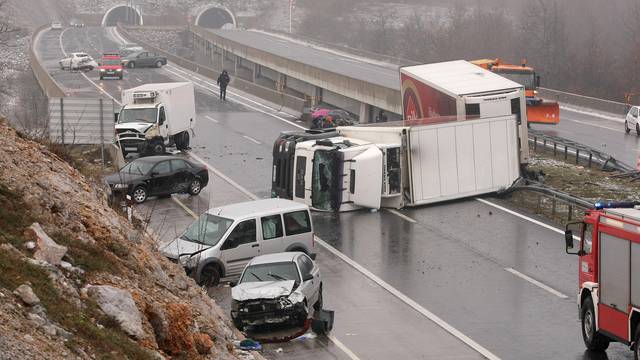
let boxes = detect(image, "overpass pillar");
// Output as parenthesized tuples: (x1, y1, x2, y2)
(313, 86, 322, 106)
(359, 103, 371, 123)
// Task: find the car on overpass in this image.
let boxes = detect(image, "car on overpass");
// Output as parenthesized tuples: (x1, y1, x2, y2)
(122, 51, 167, 69)
(230, 252, 322, 332)
(625, 105, 640, 135)
(69, 18, 84, 27)
(50, 21, 62, 30)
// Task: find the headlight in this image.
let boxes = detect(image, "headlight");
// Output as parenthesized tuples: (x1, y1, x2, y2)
(112, 183, 128, 189)
(100, 69, 105, 72)
(116, 69, 122, 72)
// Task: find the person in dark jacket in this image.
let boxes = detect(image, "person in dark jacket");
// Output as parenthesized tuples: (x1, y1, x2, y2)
(217, 70, 230, 101)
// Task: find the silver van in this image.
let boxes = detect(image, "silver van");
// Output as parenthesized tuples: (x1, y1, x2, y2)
(160, 198, 315, 286)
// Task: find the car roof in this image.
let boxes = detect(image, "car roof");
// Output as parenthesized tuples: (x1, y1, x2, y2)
(247, 252, 304, 266)
(207, 198, 309, 219)
(131, 155, 192, 163)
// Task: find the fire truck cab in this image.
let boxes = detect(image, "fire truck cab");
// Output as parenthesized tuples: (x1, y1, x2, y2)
(565, 202, 640, 357)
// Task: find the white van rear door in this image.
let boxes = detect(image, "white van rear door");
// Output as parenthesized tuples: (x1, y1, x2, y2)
(351, 147, 383, 209)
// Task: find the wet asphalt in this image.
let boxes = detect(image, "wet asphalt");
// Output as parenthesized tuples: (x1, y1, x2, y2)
(36, 26, 636, 359)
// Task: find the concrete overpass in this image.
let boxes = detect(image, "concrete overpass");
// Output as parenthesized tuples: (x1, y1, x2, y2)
(189, 25, 403, 122)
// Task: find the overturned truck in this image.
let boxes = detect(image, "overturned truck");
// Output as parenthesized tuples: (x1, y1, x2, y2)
(272, 60, 529, 211)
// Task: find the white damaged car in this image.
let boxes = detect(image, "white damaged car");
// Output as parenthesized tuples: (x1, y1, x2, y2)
(231, 252, 322, 331)
(59, 52, 97, 71)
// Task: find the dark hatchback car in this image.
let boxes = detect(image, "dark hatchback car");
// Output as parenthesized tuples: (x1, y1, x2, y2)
(122, 51, 167, 69)
(106, 156, 208, 203)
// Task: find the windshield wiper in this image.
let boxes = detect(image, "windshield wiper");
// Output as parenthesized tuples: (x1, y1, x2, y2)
(180, 234, 206, 245)
(267, 273, 288, 281)
(249, 272, 263, 281)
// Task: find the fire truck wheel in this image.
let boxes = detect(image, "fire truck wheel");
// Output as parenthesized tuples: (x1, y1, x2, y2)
(581, 297, 610, 351)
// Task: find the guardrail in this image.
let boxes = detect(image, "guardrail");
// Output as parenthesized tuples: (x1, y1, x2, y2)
(538, 87, 628, 116)
(117, 25, 307, 113)
(528, 129, 635, 173)
(30, 24, 66, 98)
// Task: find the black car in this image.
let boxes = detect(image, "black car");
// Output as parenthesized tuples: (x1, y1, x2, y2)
(106, 156, 208, 203)
(122, 51, 167, 69)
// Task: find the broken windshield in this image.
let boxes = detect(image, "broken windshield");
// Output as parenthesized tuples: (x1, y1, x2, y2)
(118, 108, 157, 124)
(240, 262, 300, 284)
(180, 214, 234, 246)
(311, 150, 338, 211)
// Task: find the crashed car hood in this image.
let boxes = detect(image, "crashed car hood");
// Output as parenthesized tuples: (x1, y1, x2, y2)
(160, 237, 210, 260)
(115, 122, 154, 133)
(232, 280, 296, 301)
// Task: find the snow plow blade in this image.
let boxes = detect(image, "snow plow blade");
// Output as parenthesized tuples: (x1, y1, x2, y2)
(527, 101, 560, 125)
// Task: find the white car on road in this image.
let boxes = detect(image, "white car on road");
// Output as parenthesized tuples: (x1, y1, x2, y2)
(625, 105, 640, 135)
(59, 52, 97, 71)
(51, 21, 62, 30)
(230, 252, 323, 331)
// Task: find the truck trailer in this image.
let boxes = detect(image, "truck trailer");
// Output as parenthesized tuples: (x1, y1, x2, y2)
(115, 82, 195, 157)
(272, 60, 527, 211)
(564, 203, 640, 358)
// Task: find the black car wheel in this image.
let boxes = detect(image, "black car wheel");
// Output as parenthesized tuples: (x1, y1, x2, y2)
(128, 61, 136, 69)
(132, 186, 148, 204)
(156, 60, 163, 68)
(200, 264, 220, 287)
(188, 179, 202, 195)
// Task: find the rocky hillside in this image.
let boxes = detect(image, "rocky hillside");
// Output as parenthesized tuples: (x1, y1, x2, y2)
(0, 119, 256, 359)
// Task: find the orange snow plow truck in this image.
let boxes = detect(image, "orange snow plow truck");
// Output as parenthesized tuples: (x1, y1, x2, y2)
(472, 58, 560, 125)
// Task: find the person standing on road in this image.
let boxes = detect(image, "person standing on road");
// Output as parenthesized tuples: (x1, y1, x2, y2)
(217, 70, 230, 101)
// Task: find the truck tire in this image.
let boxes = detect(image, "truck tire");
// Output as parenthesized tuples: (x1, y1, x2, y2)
(176, 131, 190, 150)
(200, 264, 221, 287)
(151, 141, 165, 155)
(626, 121, 631, 134)
(128, 61, 136, 69)
(636, 123, 640, 136)
(581, 297, 610, 351)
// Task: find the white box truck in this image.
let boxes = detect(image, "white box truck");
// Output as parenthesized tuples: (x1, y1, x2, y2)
(271, 60, 527, 211)
(115, 82, 196, 156)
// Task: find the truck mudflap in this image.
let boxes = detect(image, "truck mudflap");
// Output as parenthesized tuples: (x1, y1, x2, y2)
(243, 309, 335, 343)
(527, 100, 560, 124)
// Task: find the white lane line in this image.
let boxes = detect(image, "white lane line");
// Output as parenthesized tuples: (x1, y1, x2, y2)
(242, 135, 261, 145)
(171, 196, 198, 218)
(205, 115, 219, 123)
(327, 334, 362, 360)
(385, 209, 417, 223)
(475, 198, 563, 235)
(561, 105, 625, 123)
(561, 117, 624, 133)
(504, 267, 569, 299)
(184, 152, 500, 360)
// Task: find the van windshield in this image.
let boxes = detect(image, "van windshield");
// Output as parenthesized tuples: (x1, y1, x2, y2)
(312, 150, 338, 211)
(180, 214, 234, 246)
(118, 108, 157, 124)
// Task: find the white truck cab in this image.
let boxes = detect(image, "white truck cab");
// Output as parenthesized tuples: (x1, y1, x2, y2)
(625, 106, 640, 135)
(115, 82, 195, 157)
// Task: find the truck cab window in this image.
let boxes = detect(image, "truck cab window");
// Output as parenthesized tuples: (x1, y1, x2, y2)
(312, 150, 337, 211)
(295, 156, 306, 199)
(582, 223, 593, 254)
(158, 107, 166, 125)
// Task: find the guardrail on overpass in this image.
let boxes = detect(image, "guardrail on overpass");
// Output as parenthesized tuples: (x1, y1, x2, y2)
(117, 25, 307, 114)
(538, 87, 629, 116)
(30, 25, 66, 98)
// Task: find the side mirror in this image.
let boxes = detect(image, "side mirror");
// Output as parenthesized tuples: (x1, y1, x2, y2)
(303, 273, 313, 282)
(150, 171, 159, 177)
(114, 112, 119, 123)
(220, 238, 235, 251)
(309, 253, 317, 260)
(565, 230, 574, 250)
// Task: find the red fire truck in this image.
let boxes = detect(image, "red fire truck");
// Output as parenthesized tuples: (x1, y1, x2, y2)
(565, 202, 640, 357)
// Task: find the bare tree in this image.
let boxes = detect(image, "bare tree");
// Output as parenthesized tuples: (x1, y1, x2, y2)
(0, 0, 17, 45)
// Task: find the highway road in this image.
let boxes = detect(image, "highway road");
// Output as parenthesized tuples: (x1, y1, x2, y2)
(36, 25, 634, 359)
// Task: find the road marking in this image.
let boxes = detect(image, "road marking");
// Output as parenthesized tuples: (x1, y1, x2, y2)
(187, 152, 259, 201)
(242, 135, 261, 145)
(475, 198, 563, 235)
(205, 115, 219, 123)
(385, 208, 417, 223)
(504, 267, 569, 299)
(561, 105, 624, 123)
(327, 334, 362, 360)
(171, 196, 198, 218)
(561, 117, 624, 133)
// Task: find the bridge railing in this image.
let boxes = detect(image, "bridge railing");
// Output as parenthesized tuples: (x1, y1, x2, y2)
(538, 87, 629, 116)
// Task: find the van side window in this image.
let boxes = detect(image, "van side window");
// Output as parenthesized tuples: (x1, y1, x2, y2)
(283, 211, 311, 235)
(261, 215, 283, 240)
(223, 219, 257, 249)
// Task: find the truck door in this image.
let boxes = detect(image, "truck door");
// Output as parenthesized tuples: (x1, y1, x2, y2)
(350, 147, 383, 209)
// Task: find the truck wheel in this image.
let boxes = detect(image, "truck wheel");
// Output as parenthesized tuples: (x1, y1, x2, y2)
(176, 131, 190, 150)
(636, 123, 640, 136)
(151, 141, 165, 155)
(200, 264, 220, 287)
(313, 286, 323, 311)
(128, 61, 136, 69)
(132, 186, 148, 204)
(188, 179, 202, 195)
(626, 121, 631, 133)
(156, 60, 163, 68)
(581, 297, 610, 351)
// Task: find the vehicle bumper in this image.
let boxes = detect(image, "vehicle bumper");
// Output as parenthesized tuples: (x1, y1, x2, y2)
(232, 300, 307, 328)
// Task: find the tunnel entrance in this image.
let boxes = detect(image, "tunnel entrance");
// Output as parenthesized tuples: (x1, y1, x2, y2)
(195, 6, 236, 29)
(102, 5, 143, 26)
